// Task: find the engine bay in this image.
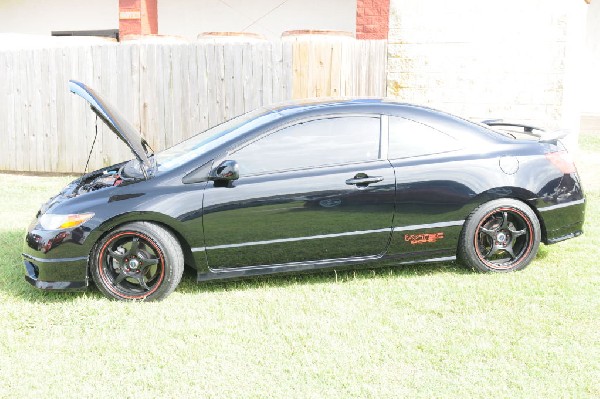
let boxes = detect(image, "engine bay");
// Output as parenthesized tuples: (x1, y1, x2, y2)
(72, 158, 149, 196)
(75, 170, 123, 195)
(74, 167, 123, 196)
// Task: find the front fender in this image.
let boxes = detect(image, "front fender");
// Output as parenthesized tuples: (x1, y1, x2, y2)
(89, 211, 202, 271)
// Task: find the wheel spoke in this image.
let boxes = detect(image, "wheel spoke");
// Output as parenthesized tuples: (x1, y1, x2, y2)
(482, 243, 501, 259)
(509, 227, 526, 238)
(107, 248, 125, 264)
(139, 257, 159, 274)
(504, 244, 516, 260)
(136, 275, 150, 291)
(479, 227, 496, 238)
(127, 237, 140, 256)
(113, 271, 128, 286)
(142, 258, 159, 267)
(500, 211, 509, 229)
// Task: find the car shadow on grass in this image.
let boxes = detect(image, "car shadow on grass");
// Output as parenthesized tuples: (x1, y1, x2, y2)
(4, 227, 547, 301)
(175, 258, 473, 296)
(178, 243, 555, 295)
(3, 225, 471, 301)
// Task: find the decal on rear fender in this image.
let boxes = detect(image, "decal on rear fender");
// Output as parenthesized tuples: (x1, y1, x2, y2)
(404, 232, 444, 245)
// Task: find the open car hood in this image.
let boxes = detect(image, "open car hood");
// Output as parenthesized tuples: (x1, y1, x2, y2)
(68, 80, 153, 172)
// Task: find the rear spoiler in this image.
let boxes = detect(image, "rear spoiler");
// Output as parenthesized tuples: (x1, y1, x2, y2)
(481, 119, 569, 144)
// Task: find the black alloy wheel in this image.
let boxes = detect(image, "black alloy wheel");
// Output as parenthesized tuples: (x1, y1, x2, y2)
(459, 199, 541, 272)
(91, 222, 184, 301)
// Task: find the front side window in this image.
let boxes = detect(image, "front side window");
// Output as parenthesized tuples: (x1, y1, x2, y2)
(388, 116, 461, 159)
(231, 116, 380, 176)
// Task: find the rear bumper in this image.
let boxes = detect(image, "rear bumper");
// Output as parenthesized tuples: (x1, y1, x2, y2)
(538, 198, 585, 244)
(546, 230, 583, 245)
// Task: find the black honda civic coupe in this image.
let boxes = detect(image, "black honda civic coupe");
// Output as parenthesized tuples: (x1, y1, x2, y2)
(22, 81, 585, 301)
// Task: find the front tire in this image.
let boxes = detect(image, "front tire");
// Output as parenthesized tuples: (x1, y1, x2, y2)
(91, 222, 184, 301)
(458, 199, 541, 272)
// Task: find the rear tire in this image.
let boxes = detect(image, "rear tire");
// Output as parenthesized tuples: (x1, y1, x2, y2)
(91, 222, 184, 301)
(458, 199, 541, 272)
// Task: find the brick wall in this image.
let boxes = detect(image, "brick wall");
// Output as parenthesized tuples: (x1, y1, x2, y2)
(141, 0, 158, 35)
(387, 0, 588, 143)
(119, 0, 157, 37)
(356, 0, 389, 39)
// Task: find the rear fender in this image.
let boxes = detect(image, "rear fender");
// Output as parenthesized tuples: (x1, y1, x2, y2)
(468, 187, 548, 242)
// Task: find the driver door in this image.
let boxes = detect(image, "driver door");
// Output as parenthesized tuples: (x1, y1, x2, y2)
(202, 115, 396, 269)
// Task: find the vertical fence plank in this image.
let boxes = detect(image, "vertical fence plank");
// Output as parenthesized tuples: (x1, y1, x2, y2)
(250, 43, 263, 110)
(25, 49, 35, 172)
(261, 43, 272, 106)
(47, 48, 59, 171)
(186, 44, 200, 138)
(225, 44, 236, 119)
(292, 41, 307, 99)
(173, 44, 184, 146)
(38, 49, 51, 172)
(54, 49, 66, 172)
(205, 43, 216, 129)
(139, 43, 150, 150)
(13, 51, 23, 171)
(196, 44, 209, 133)
(239, 43, 247, 114)
(161, 45, 174, 149)
(0, 52, 10, 170)
(216, 44, 227, 124)
(241, 44, 253, 112)
(271, 41, 283, 103)
(81, 45, 95, 172)
(281, 41, 293, 101)
(330, 42, 342, 97)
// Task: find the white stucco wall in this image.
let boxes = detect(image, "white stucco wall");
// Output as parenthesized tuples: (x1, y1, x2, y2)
(158, 0, 356, 40)
(583, 0, 600, 114)
(0, 0, 118, 34)
(387, 0, 588, 145)
(0, 0, 356, 40)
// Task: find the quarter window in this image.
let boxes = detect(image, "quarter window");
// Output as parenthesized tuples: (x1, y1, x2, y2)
(388, 116, 460, 159)
(231, 116, 380, 175)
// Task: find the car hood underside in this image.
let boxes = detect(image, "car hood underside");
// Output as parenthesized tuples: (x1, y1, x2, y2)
(68, 80, 153, 172)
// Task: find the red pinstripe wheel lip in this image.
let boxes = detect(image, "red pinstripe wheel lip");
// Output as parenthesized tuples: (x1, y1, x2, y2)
(474, 207, 534, 270)
(98, 231, 166, 299)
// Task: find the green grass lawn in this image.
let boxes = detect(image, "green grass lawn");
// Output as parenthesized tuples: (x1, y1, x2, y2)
(0, 140, 598, 398)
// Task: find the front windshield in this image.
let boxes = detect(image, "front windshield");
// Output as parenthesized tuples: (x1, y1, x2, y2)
(154, 107, 276, 171)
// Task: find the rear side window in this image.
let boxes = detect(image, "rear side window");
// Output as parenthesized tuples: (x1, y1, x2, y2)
(231, 116, 380, 175)
(388, 116, 460, 159)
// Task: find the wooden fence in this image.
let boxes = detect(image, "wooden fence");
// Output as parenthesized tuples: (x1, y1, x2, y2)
(0, 39, 387, 173)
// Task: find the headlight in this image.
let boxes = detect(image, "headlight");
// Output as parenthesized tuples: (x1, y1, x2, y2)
(38, 213, 95, 230)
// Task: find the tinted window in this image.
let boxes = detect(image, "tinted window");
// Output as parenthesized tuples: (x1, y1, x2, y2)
(388, 116, 460, 159)
(231, 116, 380, 175)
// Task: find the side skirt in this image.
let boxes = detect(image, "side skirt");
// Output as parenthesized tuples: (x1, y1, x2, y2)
(197, 253, 456, 282)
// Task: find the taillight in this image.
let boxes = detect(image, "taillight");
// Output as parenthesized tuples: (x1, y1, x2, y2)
(545, 151, 576, 174)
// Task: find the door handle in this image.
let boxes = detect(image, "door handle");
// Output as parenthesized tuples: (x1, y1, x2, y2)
(345, 175, 384, 186)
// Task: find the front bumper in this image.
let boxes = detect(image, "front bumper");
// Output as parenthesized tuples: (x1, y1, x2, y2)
(22, 222, 92, 291)
(23, 254, 89, 290)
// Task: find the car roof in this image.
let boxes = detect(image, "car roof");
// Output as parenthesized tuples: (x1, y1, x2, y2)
(264, 97, 423, 114)
(261, 98, 499, 143)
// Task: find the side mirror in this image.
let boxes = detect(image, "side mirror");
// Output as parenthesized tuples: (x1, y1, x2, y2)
(209, 160, 239, 182)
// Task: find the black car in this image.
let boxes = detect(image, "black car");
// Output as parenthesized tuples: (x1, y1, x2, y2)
(22, 81, 586, 301)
